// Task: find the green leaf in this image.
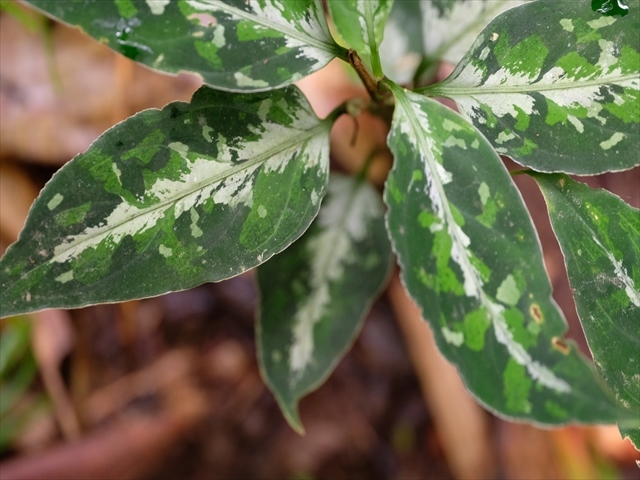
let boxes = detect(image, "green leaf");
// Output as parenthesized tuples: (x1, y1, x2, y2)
(257, 174, 392, 432)
(384, 81, 632, 425)
(327, 0, 393, 77)
(423, 0, 640, 174)
(26, 0, 345, 92)
(0, 85, 333, 318)
(379, 1, 528, 85)
(531, 173, 640, 445)
(0, 318, 32, 377)
(422, 0, 529, 66)
(379, 0, 423, 84)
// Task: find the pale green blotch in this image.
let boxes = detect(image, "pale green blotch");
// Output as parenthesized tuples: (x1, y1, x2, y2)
(496, 130, 516, 145)
(234, 72, 269, 88)
(478, 182, 490, 207)
(443, 118, 463, 132)
(496, 274, 522, 306)
(258, 205, 268, 218)
(54, 270, 74, 284)
(47, 193, 64, 211)
(559, 19, 573, 32)
(190, 207, 203, 238)
(599, 132, 625, 150)
(213, 25, 226, 48)
(587, 16, 616, 29)
(146, 0, 170, 15)
(442, 136, 466, 149)
(442, 327, 464, 347)
(503, 357, 532, 414)
(159, 244, 173, 258)
(471, 139, 479, 149)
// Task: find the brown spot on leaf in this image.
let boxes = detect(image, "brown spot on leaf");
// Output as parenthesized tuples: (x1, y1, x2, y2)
(552, 337, 571, 355)
(529, 303, 543, 324)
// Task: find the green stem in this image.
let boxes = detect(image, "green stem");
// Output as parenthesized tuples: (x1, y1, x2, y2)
(356, 149, 382, 182)
(363, 0, 383, 79)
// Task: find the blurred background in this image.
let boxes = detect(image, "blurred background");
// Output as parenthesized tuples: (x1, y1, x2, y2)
(0, 4, 638, 479)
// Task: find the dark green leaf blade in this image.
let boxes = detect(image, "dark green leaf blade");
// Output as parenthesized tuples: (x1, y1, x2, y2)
(531, 173, 640, 446)
(0, 85, 332, 318)
(423, 0, 640, 174)
(384, 81, 633, 425)
(26, 0, 344, 92)
(258, 174, 392, 432)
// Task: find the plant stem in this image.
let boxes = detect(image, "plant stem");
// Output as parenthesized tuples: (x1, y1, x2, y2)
(348, 49, 380, 100)
(363, 1, 383, 79)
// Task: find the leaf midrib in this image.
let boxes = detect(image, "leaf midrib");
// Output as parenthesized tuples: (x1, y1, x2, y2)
(11, 120, 331, 286)
(191, 0, 339, 55)
(392, 85, 486, 302)
(425, 73, 640, 97)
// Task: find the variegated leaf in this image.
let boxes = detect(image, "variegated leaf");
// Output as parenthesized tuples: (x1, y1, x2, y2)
(532, 173, 640, 446)
(26, 0, 345, 92)
(0, 85, 332, 318)
(379, 0, 527, 85)
(422, 0, 528, 66)
(423, 0, 640, 174)
(384, 81, 633, 424)
(258, 174, 392, 432)
(379, 0, 423, 84)
(327, 0, 393, 77)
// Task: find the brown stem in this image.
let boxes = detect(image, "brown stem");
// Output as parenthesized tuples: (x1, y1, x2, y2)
(347, 49, 381, 101)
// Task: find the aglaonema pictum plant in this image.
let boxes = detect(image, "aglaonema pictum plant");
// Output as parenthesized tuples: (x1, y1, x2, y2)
(0, 0, 638, 444)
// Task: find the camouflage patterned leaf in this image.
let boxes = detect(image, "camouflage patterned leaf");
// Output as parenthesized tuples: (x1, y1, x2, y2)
(384, 81, 633, 424)
(423, 0, 640, 174)
(26, 0, 345, 92)
(258, 174, 392, 432)
(327, 0, 393, 76)
(0, 85, 333, 318)
(532, 173, 640, 446)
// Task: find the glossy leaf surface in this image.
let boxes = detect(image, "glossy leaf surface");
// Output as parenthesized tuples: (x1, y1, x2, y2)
(384, 82, 631, 424)
(424, 0, 640, 174)
(0, 86, 332, 318)
(532, 173, 640, 445)
(27, 0, 343, 92)
(258, 174, 392, 432)
(422, 0, 528, 66)
(327, 0, 392, 76)
(379, 0, 527, 85)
